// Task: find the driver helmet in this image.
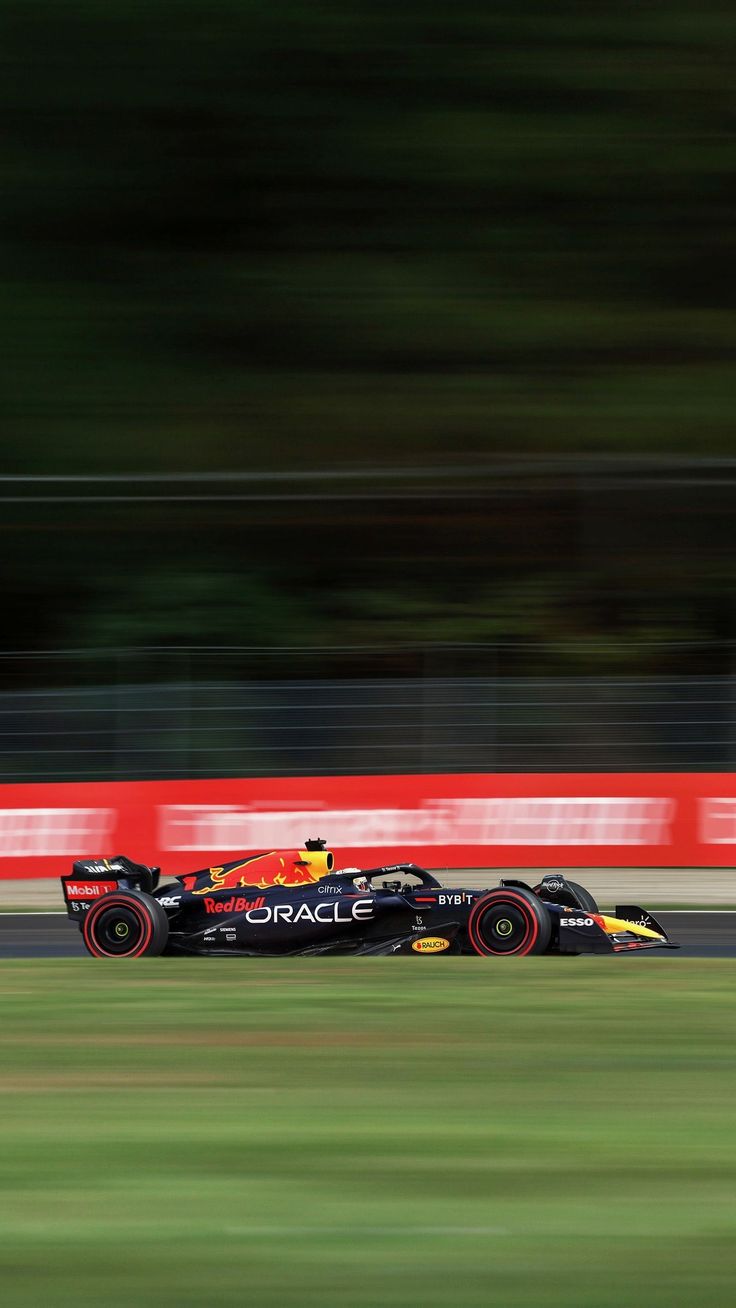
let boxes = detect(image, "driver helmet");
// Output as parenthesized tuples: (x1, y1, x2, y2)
(338, 866, 371, 893)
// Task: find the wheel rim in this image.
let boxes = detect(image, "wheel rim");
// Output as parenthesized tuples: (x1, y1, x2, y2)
(84, 896, 153, 958)
(93, 906, 144, 955)
(468, 891, 540, 956)
(477, 904, 530, 954)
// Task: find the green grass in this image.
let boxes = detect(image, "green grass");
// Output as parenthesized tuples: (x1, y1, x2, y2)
(1, 959, 735, 1307)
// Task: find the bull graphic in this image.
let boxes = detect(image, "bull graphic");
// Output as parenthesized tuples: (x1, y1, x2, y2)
(191, 848, 334, 895)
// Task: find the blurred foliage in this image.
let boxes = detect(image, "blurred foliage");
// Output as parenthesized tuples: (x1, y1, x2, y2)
(0, 2, 735, 666)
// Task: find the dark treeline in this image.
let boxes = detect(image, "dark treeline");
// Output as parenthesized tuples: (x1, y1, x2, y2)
(1, 2, 735, 670)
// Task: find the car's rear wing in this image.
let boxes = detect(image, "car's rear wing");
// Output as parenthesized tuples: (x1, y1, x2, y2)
(61, 856, 160, 921)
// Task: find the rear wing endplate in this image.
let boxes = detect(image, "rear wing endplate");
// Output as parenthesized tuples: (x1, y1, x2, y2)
(61, 856, 160, 919)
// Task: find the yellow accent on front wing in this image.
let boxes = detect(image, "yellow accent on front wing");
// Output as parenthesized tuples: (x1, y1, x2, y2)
(598, 914, 664, 941)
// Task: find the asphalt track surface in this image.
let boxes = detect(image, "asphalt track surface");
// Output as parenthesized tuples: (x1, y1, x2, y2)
(0, 912, 734, 959)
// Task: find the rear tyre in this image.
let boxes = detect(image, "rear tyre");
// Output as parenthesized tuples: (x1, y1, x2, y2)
(82, 889, 169, 959)
(467, 888, 551, 957)
(566, 880, 599, 914)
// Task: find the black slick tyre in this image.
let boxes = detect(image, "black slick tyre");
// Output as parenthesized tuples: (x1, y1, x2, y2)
(467, 887, 551, 957)
(82, 889, 169, 959)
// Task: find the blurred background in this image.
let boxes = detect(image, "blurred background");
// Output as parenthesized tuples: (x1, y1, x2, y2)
(2, 0, 735, 780)
(2, 15, 736, 1308)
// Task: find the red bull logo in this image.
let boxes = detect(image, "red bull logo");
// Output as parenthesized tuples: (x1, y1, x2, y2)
(191, 848, 334, 895)
(204, 896, 265, 914)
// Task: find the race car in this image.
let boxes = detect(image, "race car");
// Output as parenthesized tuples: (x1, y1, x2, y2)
(60, 839, 678, 958)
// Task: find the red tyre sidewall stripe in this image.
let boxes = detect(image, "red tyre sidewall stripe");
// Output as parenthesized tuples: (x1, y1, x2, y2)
(468, 890, 539, 956)
(83, 896, 153, 958)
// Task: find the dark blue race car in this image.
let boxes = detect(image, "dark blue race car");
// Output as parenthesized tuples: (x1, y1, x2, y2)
(61, 839, 678, 958)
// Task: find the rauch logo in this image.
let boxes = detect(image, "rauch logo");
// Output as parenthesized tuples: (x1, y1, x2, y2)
(411, 937, 450, 953)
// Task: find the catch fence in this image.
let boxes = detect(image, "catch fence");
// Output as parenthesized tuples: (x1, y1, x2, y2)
(0, 648, 731, 781)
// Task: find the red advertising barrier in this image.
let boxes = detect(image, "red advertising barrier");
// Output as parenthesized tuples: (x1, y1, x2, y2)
(0, 772, 735, 879)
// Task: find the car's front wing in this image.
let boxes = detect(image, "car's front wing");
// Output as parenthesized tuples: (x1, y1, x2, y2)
(555, 907, 679, 954)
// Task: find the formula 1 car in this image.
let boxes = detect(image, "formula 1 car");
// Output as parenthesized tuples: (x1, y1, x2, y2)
(60, 840, 678, 958)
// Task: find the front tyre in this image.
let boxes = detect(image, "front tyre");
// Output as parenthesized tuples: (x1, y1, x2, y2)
(467, 888, 551, 957)
(82, 890, 169, 958)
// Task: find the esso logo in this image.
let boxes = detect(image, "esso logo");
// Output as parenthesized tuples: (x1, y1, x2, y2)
(560, 917, 595, 928)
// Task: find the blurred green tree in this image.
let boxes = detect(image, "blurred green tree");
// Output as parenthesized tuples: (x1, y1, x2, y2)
(0, 2, 734, 664)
